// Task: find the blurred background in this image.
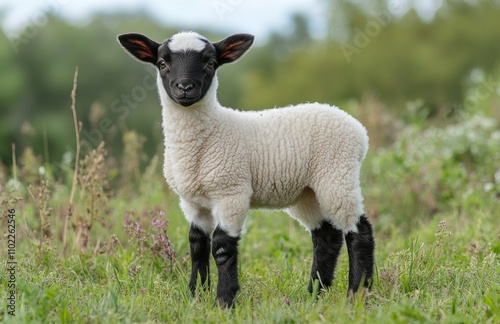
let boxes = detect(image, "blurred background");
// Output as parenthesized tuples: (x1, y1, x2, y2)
(1, 2, 499, 319)
(0, 0, 499, 175)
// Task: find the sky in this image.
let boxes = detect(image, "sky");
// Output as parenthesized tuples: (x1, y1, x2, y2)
(0, 0, 328, 42)
(0, 0, 444, 44)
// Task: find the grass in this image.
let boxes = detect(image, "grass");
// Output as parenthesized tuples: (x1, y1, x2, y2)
(1, 78, 500, 322)
(1, 203, 499, 323)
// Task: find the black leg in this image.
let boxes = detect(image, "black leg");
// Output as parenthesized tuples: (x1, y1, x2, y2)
(345, 215, 375, 294)
(308, 221, 344, 293)
(189, 224, 211, 296)
(212, 226, 240, 308)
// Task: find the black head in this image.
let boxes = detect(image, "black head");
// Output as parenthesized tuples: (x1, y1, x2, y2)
(117, 31, 254, 107)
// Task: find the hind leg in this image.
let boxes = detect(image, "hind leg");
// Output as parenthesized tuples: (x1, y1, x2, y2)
(286, 188, 343, 293)
(312, 165, 374, 294)
(315, 191, 375, 294)
(309, 221, 344, 293)
(345, 215, 375, 294)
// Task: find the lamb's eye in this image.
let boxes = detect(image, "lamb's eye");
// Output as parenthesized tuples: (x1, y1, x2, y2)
(158, 59, 168, 71)
(206, 60, 216, 69)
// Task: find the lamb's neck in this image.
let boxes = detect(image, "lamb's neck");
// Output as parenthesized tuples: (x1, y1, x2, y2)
(161, 98, 219, 144)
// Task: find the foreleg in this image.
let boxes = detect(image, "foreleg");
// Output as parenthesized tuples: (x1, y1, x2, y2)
(189, 224, 212, 295)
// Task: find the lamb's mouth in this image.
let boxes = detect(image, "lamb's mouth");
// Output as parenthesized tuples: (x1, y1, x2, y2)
(174, 95, 200, 107)
(169, 82, 202, 107)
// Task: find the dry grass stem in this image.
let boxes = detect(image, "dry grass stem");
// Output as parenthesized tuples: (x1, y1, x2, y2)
(62, 66, 80, 257)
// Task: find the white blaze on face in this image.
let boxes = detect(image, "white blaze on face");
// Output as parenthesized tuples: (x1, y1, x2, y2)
(168, 31, 208, 52)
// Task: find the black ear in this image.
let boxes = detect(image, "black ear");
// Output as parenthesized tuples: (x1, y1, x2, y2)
(213, 33, 254, 65)
(117, 33, 159, 65)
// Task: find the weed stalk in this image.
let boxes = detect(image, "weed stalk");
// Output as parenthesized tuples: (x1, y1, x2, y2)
(62, 66, 80, 258)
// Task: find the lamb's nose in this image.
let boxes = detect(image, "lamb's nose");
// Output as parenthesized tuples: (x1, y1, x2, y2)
(176, 80, 194, 93)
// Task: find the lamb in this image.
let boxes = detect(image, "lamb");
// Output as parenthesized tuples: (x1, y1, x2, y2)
(117, 31, 375, 308)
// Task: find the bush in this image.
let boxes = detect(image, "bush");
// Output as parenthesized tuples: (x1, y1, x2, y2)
(364, 113, 500, 228)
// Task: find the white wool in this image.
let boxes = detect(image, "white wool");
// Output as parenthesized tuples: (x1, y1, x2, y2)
(168, 31, 208, 52)
(158, 72, 368, 237)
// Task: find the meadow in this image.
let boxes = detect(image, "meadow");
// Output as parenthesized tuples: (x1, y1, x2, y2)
(1, 79, 499, 323)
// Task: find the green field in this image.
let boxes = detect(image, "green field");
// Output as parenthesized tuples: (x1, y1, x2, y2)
(1, 94, 499, 323)
(2, 1, 500, 322)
